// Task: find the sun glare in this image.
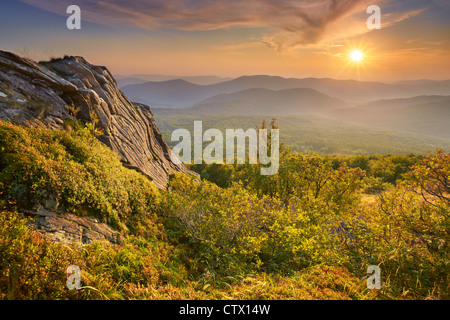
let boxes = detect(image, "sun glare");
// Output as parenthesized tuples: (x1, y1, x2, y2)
(350, 50, 363, 62)
(337, 41, 372, 80)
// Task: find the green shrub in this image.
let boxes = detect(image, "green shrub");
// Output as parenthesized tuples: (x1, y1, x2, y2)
(0, 121, 447, 300)
(0, 209, 193, 300)
(162, 173, 341, 278)
(0, 121, 160, 232)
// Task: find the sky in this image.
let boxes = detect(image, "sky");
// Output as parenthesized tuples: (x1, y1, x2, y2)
(1, 0, 450, 81)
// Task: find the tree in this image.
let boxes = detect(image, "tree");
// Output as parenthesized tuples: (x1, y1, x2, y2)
(408, 150, 450, 207)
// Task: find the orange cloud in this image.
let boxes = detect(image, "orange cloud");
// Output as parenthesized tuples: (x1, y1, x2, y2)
(20, 0, 424, 52)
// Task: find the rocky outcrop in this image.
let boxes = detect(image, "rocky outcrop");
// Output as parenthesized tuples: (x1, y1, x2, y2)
(0, 50, 190, 189)
(28, 211, 124, 245)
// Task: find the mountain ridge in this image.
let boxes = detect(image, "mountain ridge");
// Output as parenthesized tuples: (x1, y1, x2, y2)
(122, 74, 450, 109)
(190, 87, 347, 115)
(329, 97, 450, 139)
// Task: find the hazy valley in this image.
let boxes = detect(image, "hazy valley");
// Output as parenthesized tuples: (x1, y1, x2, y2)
(118, 75, 450, 155)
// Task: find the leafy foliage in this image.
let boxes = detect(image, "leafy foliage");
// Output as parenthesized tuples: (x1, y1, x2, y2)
(0, 121, 160, 232)
(0, 121, 448, 300)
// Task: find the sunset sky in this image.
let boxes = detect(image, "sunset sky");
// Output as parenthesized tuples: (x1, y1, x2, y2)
(1, 0, 450, 81)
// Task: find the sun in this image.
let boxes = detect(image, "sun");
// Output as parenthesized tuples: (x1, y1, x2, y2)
(350, 50, 364, 62)
(337, 41, 373, 80)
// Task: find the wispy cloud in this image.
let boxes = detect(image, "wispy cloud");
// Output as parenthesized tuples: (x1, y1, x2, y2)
(20, 0, 426, 51)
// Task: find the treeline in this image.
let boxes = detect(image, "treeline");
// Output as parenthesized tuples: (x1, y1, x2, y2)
(189, 153, 422, 190)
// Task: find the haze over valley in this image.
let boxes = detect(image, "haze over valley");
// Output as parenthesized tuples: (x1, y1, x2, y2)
(117, 75, 450, 155)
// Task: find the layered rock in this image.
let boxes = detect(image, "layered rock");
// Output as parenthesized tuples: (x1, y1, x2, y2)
(28, 211, 124, 245)
(0, 50, 190, 189)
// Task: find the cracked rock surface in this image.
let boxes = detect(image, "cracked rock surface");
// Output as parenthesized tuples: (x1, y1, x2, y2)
(29, 211, 124, 245)
(0, 50, 196, 244)
(0, 50, 191, 189)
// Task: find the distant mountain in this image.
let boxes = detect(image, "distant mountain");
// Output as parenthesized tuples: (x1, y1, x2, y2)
(116, 74, 232, 86)
(116, 77, 147, 88)
(190, 88, 347, 115)
(393, 79, 450, 89)
(329, 96, 450, 139)
(359, 95, 450, 110)
(123, 79, 211, 108)
(122, 75, 450, 109)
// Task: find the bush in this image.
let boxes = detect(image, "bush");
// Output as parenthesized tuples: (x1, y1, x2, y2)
(0, 209, 192, 300)
(0, 121, 447, 300)
(162, 172, 349, 278)
(0, 121, 160, 232)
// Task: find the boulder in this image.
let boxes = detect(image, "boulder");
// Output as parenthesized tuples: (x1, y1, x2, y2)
(0, 50, 192, 189)
(28, 210, 124, 245)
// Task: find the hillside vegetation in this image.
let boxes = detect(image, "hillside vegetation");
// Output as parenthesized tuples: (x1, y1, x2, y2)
(0, 121, 448, 300)
(153, 111, 450, 155)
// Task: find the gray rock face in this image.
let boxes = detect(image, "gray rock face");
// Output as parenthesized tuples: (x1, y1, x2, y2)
(28, 210, 124, 245)
(0, 50, 191, 189)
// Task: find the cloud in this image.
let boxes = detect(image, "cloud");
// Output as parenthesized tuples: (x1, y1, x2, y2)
(19, 0, 426, 51)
